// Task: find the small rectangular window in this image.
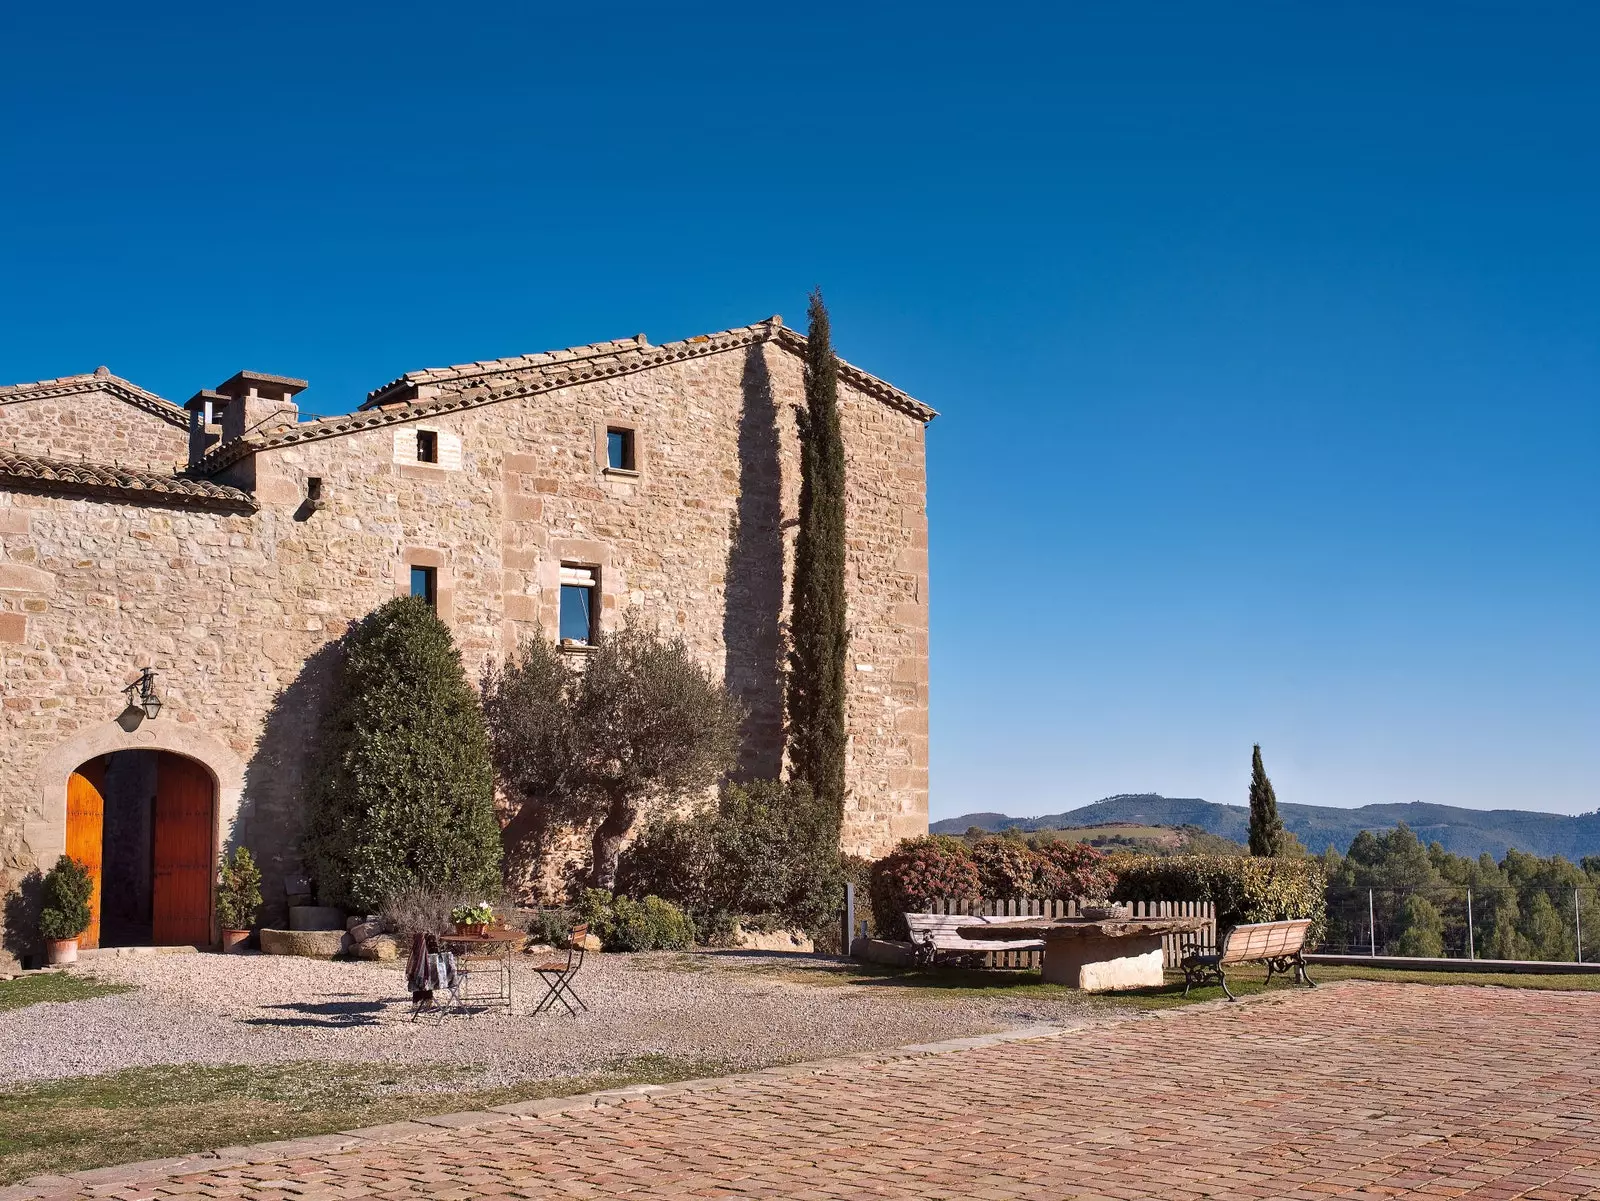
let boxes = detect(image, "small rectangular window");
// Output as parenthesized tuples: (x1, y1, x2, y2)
(410, 565, 437, 608)
(606, 428, 635, 472)
(559, 565, 596, 644)
(416, 430, 438, 463)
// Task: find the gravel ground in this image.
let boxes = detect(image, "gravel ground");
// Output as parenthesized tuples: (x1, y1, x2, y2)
(0, 951, 1120, 1089)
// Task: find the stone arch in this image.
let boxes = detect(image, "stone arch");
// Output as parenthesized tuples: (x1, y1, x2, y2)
(24, 717, 246, 868)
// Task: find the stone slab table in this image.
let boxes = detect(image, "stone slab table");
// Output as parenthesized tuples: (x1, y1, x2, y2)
(958, 916, 1210, 991)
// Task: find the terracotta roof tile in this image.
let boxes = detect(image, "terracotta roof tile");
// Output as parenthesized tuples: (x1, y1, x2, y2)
(0, 450, 257, 511)
(190, 318, 934, 477)
(0, 371, 188, 428)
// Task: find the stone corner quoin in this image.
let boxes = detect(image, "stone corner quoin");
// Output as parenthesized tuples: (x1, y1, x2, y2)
(0, 319, 932, 955)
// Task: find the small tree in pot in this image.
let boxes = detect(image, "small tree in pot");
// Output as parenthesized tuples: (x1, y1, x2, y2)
(38, 855, 94, 965)
(216, 847, 263, 952)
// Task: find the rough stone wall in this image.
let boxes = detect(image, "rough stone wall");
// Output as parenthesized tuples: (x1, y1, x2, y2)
(0, 390, 188, 469)
(0, 337, 928, 964)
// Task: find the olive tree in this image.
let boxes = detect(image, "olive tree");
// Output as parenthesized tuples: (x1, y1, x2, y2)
(483, 619, 742, 889)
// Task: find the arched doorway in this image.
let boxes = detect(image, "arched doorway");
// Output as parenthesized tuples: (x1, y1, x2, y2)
(66, 751, 216, 949)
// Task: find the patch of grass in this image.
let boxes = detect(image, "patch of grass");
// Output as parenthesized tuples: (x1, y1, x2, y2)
(0, 1053, 727, 1184)
(684, 952, 1600, 1008)
(0, 973, 133, 1014)
(1309, 964, 1600, 991)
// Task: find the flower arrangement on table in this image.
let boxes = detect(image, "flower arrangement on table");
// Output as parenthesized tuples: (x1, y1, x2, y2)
(450, 902, 495, 936)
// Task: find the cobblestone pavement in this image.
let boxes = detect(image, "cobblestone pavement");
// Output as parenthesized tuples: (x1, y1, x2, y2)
(22, 983, 1600, 1199)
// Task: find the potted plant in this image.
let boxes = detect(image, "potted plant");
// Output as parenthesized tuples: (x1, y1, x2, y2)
(451, 901, 494, 936)
(38, 855, 94, 965)
(216, 846, 263, 953)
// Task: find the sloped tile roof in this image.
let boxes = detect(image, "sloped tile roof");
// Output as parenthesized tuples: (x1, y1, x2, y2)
(0, 450, 258, 511)
(190, 318, 934, 476)
(0, 368, 189, 428)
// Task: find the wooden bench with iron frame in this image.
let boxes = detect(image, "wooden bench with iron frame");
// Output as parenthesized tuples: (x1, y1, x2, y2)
(1181, 918, 1316, 1000)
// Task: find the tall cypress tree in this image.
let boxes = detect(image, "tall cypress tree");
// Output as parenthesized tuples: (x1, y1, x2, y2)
(1248, 743, 1287, 857)
(786, 289, 849, 825)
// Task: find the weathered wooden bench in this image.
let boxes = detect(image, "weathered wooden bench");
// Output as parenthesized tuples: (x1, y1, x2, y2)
(905, 913, 1045, 966)
(1181, 918, 1315, 1000)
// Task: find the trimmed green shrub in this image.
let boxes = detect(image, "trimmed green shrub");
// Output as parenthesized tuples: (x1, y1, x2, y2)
(577, 889, 693, 952)
(216, 847, 263, 931)
(38, 856, 93, 942)
(1111, 853, 1326, 938)
(869, 836, 982, 940)
(305, 596, 503, 911)
(617, 779, 846, 936)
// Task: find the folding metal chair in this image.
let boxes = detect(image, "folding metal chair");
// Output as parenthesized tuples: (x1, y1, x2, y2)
(406, 938, 463, 1022)
(530, 923, 589, 1016)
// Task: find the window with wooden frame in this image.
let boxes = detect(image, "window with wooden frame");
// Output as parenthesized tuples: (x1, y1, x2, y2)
(416, 429, 438, 463)
(558, 564, 597, 646)
(606, 427, 635, 472)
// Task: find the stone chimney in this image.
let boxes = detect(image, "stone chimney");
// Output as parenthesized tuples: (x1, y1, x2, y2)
(215, 371, 308, 443)
(183, 389, 229, 466)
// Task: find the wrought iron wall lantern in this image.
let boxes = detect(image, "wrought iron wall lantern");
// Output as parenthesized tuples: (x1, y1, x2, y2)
(123, 666, 163, 720)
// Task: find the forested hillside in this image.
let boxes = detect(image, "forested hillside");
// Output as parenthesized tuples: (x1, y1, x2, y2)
(934, 793, 1600, 861)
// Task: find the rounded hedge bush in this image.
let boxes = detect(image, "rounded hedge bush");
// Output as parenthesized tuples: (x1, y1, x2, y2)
(1035, 841, 1119, 900)
(304, 596, 503, 911)
(869, 835, 1122, 940)
(578, 889, 694, 951)
(1110, 853, 1326, 938)
(868, 836, 982, 940)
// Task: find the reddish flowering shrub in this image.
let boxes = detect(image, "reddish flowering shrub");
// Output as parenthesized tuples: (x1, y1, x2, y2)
(1035, 841, 1118, 900)
(868, 835, 1123, 940)
(869, 836, 981, 939)
(970, 838, 1039, 899)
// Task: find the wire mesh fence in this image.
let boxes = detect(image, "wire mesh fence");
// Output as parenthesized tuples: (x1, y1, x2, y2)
(1319, 882, 1600, 962)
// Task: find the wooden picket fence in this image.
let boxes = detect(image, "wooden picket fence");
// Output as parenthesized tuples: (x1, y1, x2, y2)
(918, 897, 1216, 969)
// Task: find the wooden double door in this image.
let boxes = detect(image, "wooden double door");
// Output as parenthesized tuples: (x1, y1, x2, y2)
(66, 752, 215, 949)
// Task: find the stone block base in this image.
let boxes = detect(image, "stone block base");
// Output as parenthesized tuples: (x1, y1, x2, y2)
(731, 925, 814, 953)
(850, 937, 918, 967)
(260, 928, 351, 958)
(1041, 934, 1165, 992)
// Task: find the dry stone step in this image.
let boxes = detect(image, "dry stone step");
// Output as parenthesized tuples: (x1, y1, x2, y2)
(730, 925, 813, 953)
(354, 934, 399, 961)
(259, 928, 350, 959)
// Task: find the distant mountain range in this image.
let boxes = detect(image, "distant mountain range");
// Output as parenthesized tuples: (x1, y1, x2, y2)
(931, 793, 1600, 862)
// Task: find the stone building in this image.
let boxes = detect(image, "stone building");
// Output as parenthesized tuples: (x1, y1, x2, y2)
(0, 318, 933, 965)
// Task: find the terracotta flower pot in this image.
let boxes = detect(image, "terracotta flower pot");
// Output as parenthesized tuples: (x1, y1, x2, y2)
(454, 922, 488, 937)
(220, 928, 252, 954)
(45, 937, 78, 966)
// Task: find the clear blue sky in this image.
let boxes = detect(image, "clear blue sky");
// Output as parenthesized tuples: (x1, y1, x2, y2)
(3, 4, 1595, 819)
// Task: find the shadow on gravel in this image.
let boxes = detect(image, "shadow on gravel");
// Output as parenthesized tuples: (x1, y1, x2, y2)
(245, 999, 389, 1028)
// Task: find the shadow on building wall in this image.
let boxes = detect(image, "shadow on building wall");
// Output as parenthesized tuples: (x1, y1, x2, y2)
(723, 344, 787, 782)
(233, 640, 344, 927)
(2, 869, 44, 968)
(499, 790, 592, 905)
